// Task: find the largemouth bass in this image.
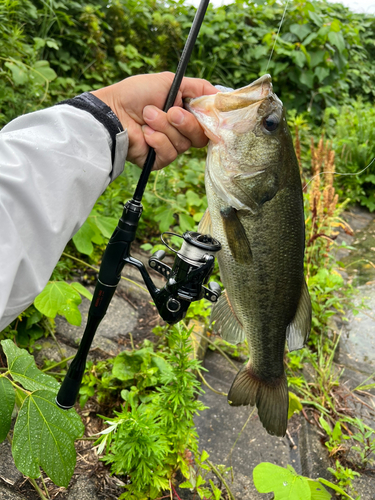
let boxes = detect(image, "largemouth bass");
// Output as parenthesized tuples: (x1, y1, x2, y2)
(186, 75, 311, 437)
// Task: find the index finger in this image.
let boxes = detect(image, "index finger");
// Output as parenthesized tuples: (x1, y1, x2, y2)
(179, 76, 219, 100)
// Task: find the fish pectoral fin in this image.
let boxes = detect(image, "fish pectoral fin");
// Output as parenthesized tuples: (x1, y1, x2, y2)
(198, 208, 213, 235)
(286, 280, 312, 351)
(228, 365, 288, 437)
(210, 290, 245, 344)
(220, 207, 252, 264)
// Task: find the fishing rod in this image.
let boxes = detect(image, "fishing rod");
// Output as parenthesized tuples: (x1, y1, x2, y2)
(56, 0, 221, 410)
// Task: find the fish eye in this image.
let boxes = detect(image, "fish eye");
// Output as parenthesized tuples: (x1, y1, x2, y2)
(262, 114, 280, 133)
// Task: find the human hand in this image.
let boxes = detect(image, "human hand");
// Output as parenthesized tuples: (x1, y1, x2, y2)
(91, 72, 218, 170)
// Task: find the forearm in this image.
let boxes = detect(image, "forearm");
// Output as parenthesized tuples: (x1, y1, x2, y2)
(0, 102, 128, 330)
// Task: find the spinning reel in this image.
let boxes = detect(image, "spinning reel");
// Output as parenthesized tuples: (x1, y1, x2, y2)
(56, 0, 219, 410)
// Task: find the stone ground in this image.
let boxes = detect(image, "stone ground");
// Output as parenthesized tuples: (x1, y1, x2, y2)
(1, 209, 375, 500)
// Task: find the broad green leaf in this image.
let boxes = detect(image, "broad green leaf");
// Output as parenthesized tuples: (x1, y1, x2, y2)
(289, 23, 311, 42)
(155, 209, 175, 232)
(1, 340, 59, 392)
(253, 463, 311, 499)
(201, 450, 209, 462)
(308, 10, 323, 26)
(302, 33, 318, 47)
(308, 480, 331, 500)
(94, 215, 117, 238)
(70, 282, 93, 301)
(0, 377, 15, 442)
(300, 70, 315, 89)
(58, 300, 82, 326)
(112, 349, 151, 381)
(315, 67, 330, 83)
(328, 32, 345, 53)
(34, 281, 82, 321)
(46, 40, 59, 50)
(72, 221, 95, 255)
(12, 390, 84, 486)
(179, 213, 196, 232)
(292, 51, 306, 68)
(318, 478, 352, 498)
(310, 51, 326, 68)
(288, 392, 303, 419)
(32, 60, 57, 82)
(4, 61, 28, 85)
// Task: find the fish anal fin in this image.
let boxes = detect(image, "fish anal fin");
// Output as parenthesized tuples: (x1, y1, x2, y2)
(198, 209, 212, 235)
(228, 365, 288, 437)
(286, 280, 312, 352)
(220, 207, 252, 264)
(211, 290, 245, 345)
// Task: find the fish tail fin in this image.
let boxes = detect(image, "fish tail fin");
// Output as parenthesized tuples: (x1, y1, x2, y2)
(228, 365, 288, 437)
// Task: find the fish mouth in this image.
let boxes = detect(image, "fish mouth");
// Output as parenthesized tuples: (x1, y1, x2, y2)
(185, 74, 280, 142)
(214, 74, 272, 112)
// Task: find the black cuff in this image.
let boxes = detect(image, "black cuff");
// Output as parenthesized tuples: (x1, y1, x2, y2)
(56, 92, 124, 163)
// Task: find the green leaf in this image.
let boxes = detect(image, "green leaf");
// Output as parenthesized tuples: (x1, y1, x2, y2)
(300, 71, 315, 89)
(328, 32, 345, 53)
(94, 215, 117, 239)
(179, 213, 196, 232)
(0, 377, 15, 443)
(288, 392, 303, 419)
(290, 24, 311, 42)
(317, 478, 353, 498)
(12, 390, 84, 486)
(292, 51, 306, 68)
(308, 11, 323, 27)
(72, 221, 95, 255)
(46, 40, 59, 50)
(253, 462, 311, 499)
(32, 60, 57, 83)
(308, 480, 331, 500)
(302, 33, 318, 47)
(1, 340, 59, 392)
(34, 281, 82, 323)
(70, 282, 93, 301)
(201, 450, 210, 462)
(155, 209, 175, 232)
(179, 480, 194, 488)
(4, 62, 28, 85)
(315, 67, 330, 83)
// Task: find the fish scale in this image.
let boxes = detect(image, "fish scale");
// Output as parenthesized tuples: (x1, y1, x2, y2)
(187, 74, 312, 437)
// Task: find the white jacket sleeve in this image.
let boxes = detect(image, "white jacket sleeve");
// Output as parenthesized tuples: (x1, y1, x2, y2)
(0, 103, 128, 330)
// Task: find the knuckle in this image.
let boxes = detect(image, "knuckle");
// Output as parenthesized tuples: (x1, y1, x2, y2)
(175, 138, 191, 154)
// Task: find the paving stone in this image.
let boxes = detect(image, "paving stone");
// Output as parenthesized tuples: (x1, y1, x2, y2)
(338, 285, 375, 374)
(33, 338, 76, 368)
(65, 477, 99, 500)
(195, 350, 291, 498)
(0, 485, 27, 500)
(0, 441, 23, 487)
(55, 289, 138, 356)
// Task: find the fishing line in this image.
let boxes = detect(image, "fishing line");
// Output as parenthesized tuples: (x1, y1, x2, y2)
(266, 0, 291, 72)
(303, 156, 375, 191)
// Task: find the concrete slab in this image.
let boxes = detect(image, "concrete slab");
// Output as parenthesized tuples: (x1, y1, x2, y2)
(338, 285, 375, 374)
(0, 485, 27, 500)
(195, 350, 292, 499)
(55, 288, 138, 356)
(0, 441, 23, 487)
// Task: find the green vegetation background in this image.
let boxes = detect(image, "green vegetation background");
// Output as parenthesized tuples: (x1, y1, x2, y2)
(1, 0, 375, 210)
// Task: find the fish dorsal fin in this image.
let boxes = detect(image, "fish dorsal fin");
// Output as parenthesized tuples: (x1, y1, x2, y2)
(220, 207, 252, 264)
(286, 280, 312, 351)
(198, 208, 212, 235)
(211, 290, 245, 345)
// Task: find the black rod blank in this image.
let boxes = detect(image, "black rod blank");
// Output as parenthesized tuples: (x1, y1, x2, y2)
(133, 0, 210, 202)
